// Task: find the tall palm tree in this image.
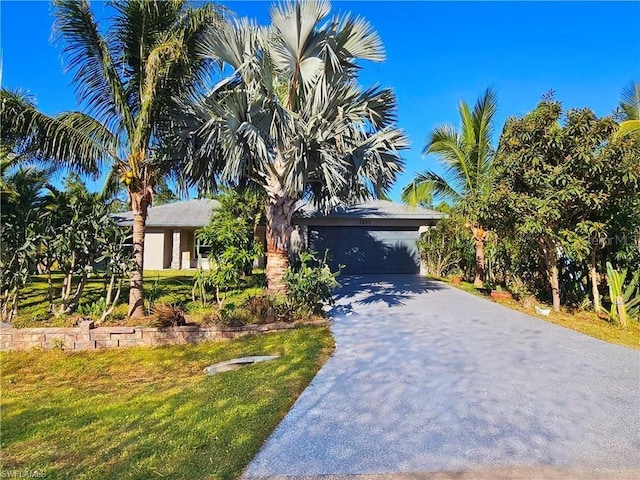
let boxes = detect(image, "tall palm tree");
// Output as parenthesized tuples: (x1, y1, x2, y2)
(3, 1, 224, 317)
(402, 88, 498, 287)
(615, 81, 640, 138)
(178, 0, 408, 290)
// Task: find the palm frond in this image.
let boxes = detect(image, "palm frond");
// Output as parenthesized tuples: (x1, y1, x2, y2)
(1, 88, 113, 175)
(614, 119, 640, 139)
(620, 81, 640, 121)
(54, 0, 134, 136)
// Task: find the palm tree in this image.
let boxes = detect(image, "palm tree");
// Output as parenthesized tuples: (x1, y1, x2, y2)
(402, 88, 498, 287)
(178, 1, 408, 290)
(3, 1, 224, 317)
(615, 81, 640, 138)
(1, 88, 106, 175)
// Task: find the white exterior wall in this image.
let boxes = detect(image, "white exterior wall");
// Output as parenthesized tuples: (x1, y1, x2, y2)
(143, 231, 167, 270)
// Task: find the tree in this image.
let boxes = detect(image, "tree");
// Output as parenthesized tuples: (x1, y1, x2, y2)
(178, 0, 408, 291)
(487, 99, 638, 312)
(43, 0, 224, 317)
(401, 88, 498, 287)
(0, 166, 51, 322)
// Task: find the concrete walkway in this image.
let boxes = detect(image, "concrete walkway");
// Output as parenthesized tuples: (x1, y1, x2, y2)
(244, 275, 640, 479)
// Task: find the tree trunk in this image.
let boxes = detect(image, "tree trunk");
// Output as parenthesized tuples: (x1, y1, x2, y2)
(549, 263, 561, 313)
(470, 226, 486, 288)
(542, 237, 561, 312)
(128, 190, 150, 318)
(265, 193, 296, 292)
(590, 248, 601, 312)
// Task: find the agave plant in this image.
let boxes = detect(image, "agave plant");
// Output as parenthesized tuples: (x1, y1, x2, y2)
(604, 262, 640, 327)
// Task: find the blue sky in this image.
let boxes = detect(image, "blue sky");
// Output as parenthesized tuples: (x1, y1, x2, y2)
(2, 1, 639, 201)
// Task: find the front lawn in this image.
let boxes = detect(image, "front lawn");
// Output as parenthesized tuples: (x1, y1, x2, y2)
(11, 270, 265, 328)
(447, 279, 640, 349)
(0, 327, 334, 479)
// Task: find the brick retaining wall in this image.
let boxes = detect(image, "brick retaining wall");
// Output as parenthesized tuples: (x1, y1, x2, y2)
(0, 320, 327, 351)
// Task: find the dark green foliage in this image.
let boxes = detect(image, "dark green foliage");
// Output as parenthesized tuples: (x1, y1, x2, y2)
(417, 215, 474, 278)
(196, 189, 264, 306)
(485, 97, 640, 311)
(284, 251, 341, 317)
(0, 167, 49, 321)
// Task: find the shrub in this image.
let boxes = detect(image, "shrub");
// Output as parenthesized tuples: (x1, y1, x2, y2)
(152, 304, 187, 328)
(243, 293, 288, 324)
(603, 262, 640, 327)
(284, 251, 340, 317)
(417, 216, 474, 278)
(215, 305, 252, 327)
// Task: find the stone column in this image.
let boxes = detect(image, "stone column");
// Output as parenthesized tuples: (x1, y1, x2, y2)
(170, 230, 181, 270)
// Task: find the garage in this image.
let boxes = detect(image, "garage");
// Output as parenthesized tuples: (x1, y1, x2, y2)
(308, 226, 421, 274)
(293, 199, 445, 275)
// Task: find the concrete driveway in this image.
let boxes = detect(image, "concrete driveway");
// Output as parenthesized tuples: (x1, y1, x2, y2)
(244, 275, 640, 479)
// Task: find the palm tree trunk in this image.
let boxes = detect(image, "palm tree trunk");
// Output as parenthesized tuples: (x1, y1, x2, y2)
(265, 193, 296, 292)
(128, 190, 149, 318)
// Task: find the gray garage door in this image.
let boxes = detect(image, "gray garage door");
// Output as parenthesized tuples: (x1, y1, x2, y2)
(308, 226, 420, 274)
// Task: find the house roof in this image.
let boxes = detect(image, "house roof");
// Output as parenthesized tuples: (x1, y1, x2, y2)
(113, 199, 219, 228)
(295, 200, 445, 220)
(113, 198, 444, 228)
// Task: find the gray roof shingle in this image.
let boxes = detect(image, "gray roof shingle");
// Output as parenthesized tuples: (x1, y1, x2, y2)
(113, 198, 444, 228)
(295, 199, 445, 220)
(112, 199, 219, 227)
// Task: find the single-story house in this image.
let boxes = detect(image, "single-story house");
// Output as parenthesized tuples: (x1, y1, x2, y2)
(115, 199, 444, 274)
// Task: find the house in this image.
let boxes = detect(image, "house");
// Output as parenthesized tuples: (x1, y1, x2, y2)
(113, 199, 221, 270)
(115, 199, 444, 274)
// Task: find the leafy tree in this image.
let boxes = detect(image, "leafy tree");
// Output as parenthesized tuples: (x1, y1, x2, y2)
(402, 88, 498, 287)
(95, 220, 134, 323)
(196, 189, 263, 305)
(0, 166, 50, 322)
(197, 188, 263, 272)
(153, 183, 180, 206)
(487, 98, 638, 312)
(178, 1, 408, 291)
(42, 176, 112, 315)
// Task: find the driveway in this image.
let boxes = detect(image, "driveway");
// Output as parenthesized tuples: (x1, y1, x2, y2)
(244, 275, 640, 479)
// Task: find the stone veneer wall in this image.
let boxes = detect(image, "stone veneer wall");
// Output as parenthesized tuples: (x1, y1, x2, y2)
(0, 320, 326, 351)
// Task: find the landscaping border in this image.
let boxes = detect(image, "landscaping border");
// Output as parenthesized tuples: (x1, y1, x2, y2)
(0, 319, 328, 351)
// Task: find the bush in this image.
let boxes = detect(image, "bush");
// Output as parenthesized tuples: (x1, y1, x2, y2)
(284, 251, 340, 317)
(151, 304, 187, 328)
(417, 216, 474, 278)
(215, 305, 252, 327)
(243, 293, 288, 324)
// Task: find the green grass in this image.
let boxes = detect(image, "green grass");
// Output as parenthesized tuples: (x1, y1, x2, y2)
(443, 278, 640, 349)
(0, 326, 334, 479)
(12, 270, 266, 328)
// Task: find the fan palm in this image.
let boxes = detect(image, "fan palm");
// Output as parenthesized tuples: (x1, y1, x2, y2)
(2, 1, 224, 317)
(402, 88, 498, 287)
(615, 81, 640, 138)
(179, 1, 408, 290)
